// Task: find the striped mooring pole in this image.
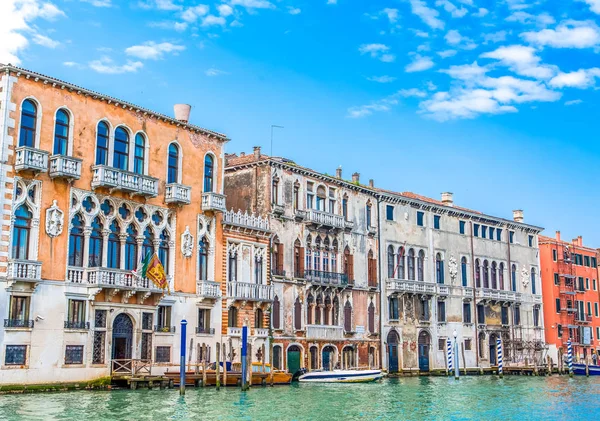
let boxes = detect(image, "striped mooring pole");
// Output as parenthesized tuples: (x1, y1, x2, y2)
(447, 338, 453, 374)
(497, 337, 503, 378)
(567, 338, 573, 377)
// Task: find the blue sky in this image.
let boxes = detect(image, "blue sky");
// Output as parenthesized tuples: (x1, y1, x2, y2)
(4, 0, 600, 246)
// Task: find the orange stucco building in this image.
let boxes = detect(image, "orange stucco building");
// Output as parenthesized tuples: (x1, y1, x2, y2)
(540, 232, 600, 362)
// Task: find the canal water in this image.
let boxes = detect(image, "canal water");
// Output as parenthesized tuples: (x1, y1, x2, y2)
(1, 376, 600, 420)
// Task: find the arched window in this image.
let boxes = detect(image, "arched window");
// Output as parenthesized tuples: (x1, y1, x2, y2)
(389, 296, 400, 320)
(531, 268, 537, 294)
(228, 307, 238, 328)
(499, 263, 505, 290)
(294, 297, 302, 330)
(228, 249, 237, 282)
(418, 250, 425, 281)
(198, 237, 208, 281)
(511, 264, 517, 291)
(397, 247, 405, 279)
(125, 225, 138, 271)
(12, 205, 32, 259)
(483, 260, 489, 288)
(436, 253, 444, 284)
(475, 259, 481, 287)
(368, 302, 375, 333)
(19, 99, 37, 147)
(343, 246, 353, 281)
(272, 236, 283, 276)
(315, 294, 323, 324)
(134, 133, 145, 175)
(307, 294, 314, 325)
(316, 186, 326, 211)
(107, 221, 120, 269)
(461, 257, 468, 286)
(331, 239, 338, 272)
(387, 245, 395, 278)
(491, 262, 497, 289)
(294, 239, 304, 278)
(158, 230, 170, 273)
(167, 143, 179, 183)
(96, 121, 109, 165)
(88, 217, 103, 267)
(142, 227, 154, 258)
(478, 333, 486, 358)
(68, 214, 84, 267)
(255, 308, 264, 329)
(344, 300, 352, 332)
(204, 154, 214, 192)
(54, 109, 69, 155)
(333, 296, 340, 325)
(324, 295, 331, 325)
(408, 249, 415, 280)
(272, 296, 281, 329)
(113, 127, 129, 170)
(254, 254, 263, 283)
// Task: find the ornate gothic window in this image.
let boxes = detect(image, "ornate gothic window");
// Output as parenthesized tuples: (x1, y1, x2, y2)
(125, 225, 138, 271)
(167, 143, 179, 183)
(435, 253, 444, 284)
(134, 133, 146, 175)
(387, 245, 395, 278)
(113, 127, 129, 170)
(418, 250, 425, 281)
(142, 227, 154, 258)
(96, 122, 109, 165)
(19, 99, 37, 147)
(483, 260, 490, 288)
(68, 214, 84, 267)
(12, 205, 32, 259)
(204, 154, 214, 192)
(397, 247, 405, 279)
(294, 297, 302, 330)
(198, 237, 208, 281)
(54, 109, 69, 155)
(461, 257, 468, 287)
(107, 221, 120, 269)
(88, 217, 103, 267)
(408, 249, 415, 280)
(158, 230, 170, 272)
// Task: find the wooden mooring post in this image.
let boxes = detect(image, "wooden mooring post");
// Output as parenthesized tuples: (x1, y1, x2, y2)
(223, 342, 228, 388)
(202, 343, 207, 387)
(261, 344, 266, 385)
(247, 343, 253, 387)
(216, 342, 221, 390)
(269, 341, 274, 387)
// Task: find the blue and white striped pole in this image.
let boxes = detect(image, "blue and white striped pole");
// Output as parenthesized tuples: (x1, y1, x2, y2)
(447, 338, 453, 375)
(567, 338, 573, 377)
(497, 337, 503, 378)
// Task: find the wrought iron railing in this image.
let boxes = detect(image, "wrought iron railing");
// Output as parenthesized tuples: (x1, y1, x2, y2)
(64, 321, 90, 330)
(4, 319, 34, 328)
(196, 327, 215, 334)
(304, 270, 348, 286)
(154, 325, 176, 333)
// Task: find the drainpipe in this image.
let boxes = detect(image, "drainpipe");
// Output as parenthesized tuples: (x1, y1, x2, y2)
(376, 194, 384, 370)
(470, 221, 478, 367)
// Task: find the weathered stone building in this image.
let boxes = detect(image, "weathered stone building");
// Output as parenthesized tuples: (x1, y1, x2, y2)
(225, 149, 381, 374)
(379, 191, 545, 372)
(0, 64, 227, 384)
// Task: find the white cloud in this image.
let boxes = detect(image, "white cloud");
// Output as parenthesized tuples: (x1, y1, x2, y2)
(0, 0, 66, 65)
(444, 29, 477, 49)
(125, 41, 185, 60)
(347, 98, 398, 118)
(549, 68, 600, 88)
(63, 61, 80, 67)
(202, 15, 226, 26)
(522, 20, 600, 49)
(327, 0, 337, 4)
(398, 88, 427, 97)
(405, 55, 434, 72)
(565, 99, 583, 105)
(81, 0, 112, 7)
(138, 0, 182, 10)
(480, 44, 556, 79)
(287, 6, 301, 15)
(506, 11, 555, 26)
(148, 20, 189, 31)
(89, 57, 143, 74)
(506, 0, 531, 10)
(414, 29, 429, 37)
(441, 61, 488, 80)
(435, 0, 467, 18)
(409, 0, 444, 30)
(367, 75, 397, 83)
(359, 43, 395, 62)
(578, 0, 600, 14)
(218, 4, 233, 16)
(32, 33, 59, 48)
(205, 68, 229, 76)
(181, 4, 209, 22)
(473, 8, 488, 17)
(229, 0, 275, 9)
(437, 49, 457, 58)
(483, 31, 507, 44)
(381, 8, 399, 23)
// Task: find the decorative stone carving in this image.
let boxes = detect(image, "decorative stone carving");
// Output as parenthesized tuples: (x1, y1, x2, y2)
(448, 254, 458, 284)
(521, 267, 529, 287)
(181, 226, 194, 258)
(45, 200, 64, 238)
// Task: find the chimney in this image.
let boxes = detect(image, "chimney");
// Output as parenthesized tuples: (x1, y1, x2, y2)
(253, 146, 261, 159)
(369, 179, 374, 188)
(240, 152, 245, 157)
(513, 209, 524, 223)
(174, 104, 191, 123)
(336, 166, 342, 179)
(352, 172, 360, 184)
(555, 231, 561, 241)
(578, 236, 583, 247)
(441, 192, 454, 207)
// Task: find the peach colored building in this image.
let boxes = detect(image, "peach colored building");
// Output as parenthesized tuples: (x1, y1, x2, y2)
(540, 232, 600, 362)
(0, 64, 227, 384)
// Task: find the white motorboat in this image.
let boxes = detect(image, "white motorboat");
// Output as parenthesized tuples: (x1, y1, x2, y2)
(298, 369, 383, 383)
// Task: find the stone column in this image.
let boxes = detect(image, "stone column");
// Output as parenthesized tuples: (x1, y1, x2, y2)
(83, 228, 92, 268)
(101, 229, 110, 268)
(119, 233, 127, 270)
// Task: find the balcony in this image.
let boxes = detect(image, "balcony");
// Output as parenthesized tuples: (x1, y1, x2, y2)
(344, 220, 355, 231)
(272, 203, 285, 216)
(49, 155, 82, 180)
(7, 259, 42, 283)
(15, 146, 49, 173)
(165, 183, 191, 205)
(576, 315, 593, 324)
(4, 319, 34, 328)
(476, 288, 520, 303)
(306, 325, 344, 340)
(227, 327, 242, 337)
(294, 209, 306, 221)
(201, 192, 226, 212)
(196, 327, 215, 335)
(227, 281, 273, 302)
(67, 267, 164, 293)
(367, 225, 377, 236)
(155, 325, 176, 333)
(304, 270, 348, 288)
(197, 280, 221, 300)
(253, 328, 269, 337)
(387, 278, 435, 295)
(223, 209, 270, 231)
(64, 321, 90, 330)
(91, 165, 158, 197)
(305, 209, 345, 230)
(272, 269, 286, 278)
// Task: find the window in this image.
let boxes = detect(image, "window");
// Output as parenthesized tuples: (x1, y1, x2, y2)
(96, 122, 109, 165)
(294, 297, 302, 330)
(528, 235, 534, 247)
(272, 178, 279, 205)
(459, 221, 466, 234)
(167, 143, 179, 184)
(254, 255, 263, 283)
(255, 308, 264, 329)
(509, 231, 515, 244)
(88, 217, 103, 267)
(66, 299, 86, 328)
(420, 298, 430, 321)
(389, 296, 399, 320)
(65, 345, 84, 365)
(134, 134, 145, 175)
(475, 259, 481, 288)
(473, 224, 480, 237)
(54, 109, 69, 155)
(293, 183, 299, 211)
(157, 306, 172, 330)
(586, 278, 590, 290)
(417, 250, 425, 282)
(554, 273, 559, 286)
(463, 302, 471, 323)
(367, 250, 377, 287)
(464, 339, 472, 351)
(489, 227, 495, 240)
(585, 256, 591, 267)
(306, 182, 314, 209)
(228, 307, 238, 328)
(273, 346, 282, 370)
(592, 257, 597, 267)
(12, 205, 32, 259)
(533, 307, 540, 327)
(198, 237, 208, 281)
(501, 307, 509, 325)
(155, 346, 171, 363)
(511, 264, 517, 292)
(142, 227, 154, 259)
(107, 221, 120, 269)
(481, 226, 487, 239)
(555, 298, 561, 313)
(461, 257, 468, 286)
(386, 205, 394, 221)
(397, 248, 405, 280)
(328, 189, 336, 214)
(197, 309, 211, 333)
(272, 296, 281, 329)
(438, 338, 446, 351)
(435, 253, 444, 284)
(387, 246, 395, 278)
(513, 306, 521, 326)
(5, 345, 27, 365)
(316, 186, 326, 211)
(368, 302, 375, 333)
(344, 301, 352, 332)
(416, 211, 424, 227)
(491, 262, 497, 289)
(68, 214, 84, 267)
(204, 154, 214, 192)
(366, 203, 372, 227)
(594, 279, 598, 291)
(125, 225, 138, 271)
(19, 99, 37, 147)
(158, 230, 170, 274)
(531, 268, 536, 294)
(499, 263, 505, 290)
(477, 304, 485, 324)
(434, 215, 440, 230)
(8, 295, 30, 326)
(342, 195, 348, 220)
(557, 324, 563, 338)
(496, 229, 502, 241)
(552, 249, 558, 262)
(113, 127, 129, 170)
(483, 260, 489, 288)
(408, 249, 415, 280)
(587, 302, 592, 317)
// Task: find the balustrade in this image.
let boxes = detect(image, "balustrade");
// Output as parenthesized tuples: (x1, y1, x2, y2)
(91, 165, 158, 197)
(49, 155, 82, 180)
(165, 183, 191, 205)
(227, 281, 273, 301)
(202, 192, 226, 212)
(15, 146, 48, 173)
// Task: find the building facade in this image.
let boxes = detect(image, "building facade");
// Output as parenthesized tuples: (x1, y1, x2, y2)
(379, 192, 545, 373)
(225, 149, 381, 374)
(0, 65, 227, 384)
(539, 233, 600, 362)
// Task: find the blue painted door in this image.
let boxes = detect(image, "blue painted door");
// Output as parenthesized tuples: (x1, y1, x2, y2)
(323, 350, 331, 370)
(389, 344, 399, 373)
(418, 344, 429, 372)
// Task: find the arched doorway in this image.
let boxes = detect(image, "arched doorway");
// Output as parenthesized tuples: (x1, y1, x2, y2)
(342, 346, 355, 369)
(489, 333, 498, 366)
(387, 330, 400, 373)
(287, 345, 302, 375)
(322, 345, 336, 371)
(112, 313, 133, 373)
(418, 330, 431, 372)
(309, 346, 318, 371)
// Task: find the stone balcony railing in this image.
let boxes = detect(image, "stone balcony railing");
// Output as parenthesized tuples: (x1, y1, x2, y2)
(67, 266, 164, 292)
(197, 280, 221, 299)
(304, 270, 348, 287)
(7, 259, 42, 283)
(49, 155, 82, 180)
(253, 328, 269, 337)
(223, 209, 270, 231)
(201, 192, 226, 212)
(305, 209, 345, 230)
(227, 327, 242, 337)
(387, 278, 435, 295)
(344, 220, 355, 231)
(227, 281, 273, 302)
(475, 288, 521, 303)
(165, 183, 191, 205)
(15, 146, 49, 173)
(306, 325, 344, 340)
(91, 165, 158, 197)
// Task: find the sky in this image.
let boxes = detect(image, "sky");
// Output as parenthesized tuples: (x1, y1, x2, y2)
(3, 0, 600, 246)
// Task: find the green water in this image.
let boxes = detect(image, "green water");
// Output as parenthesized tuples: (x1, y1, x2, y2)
(1, 376, 599, 420)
